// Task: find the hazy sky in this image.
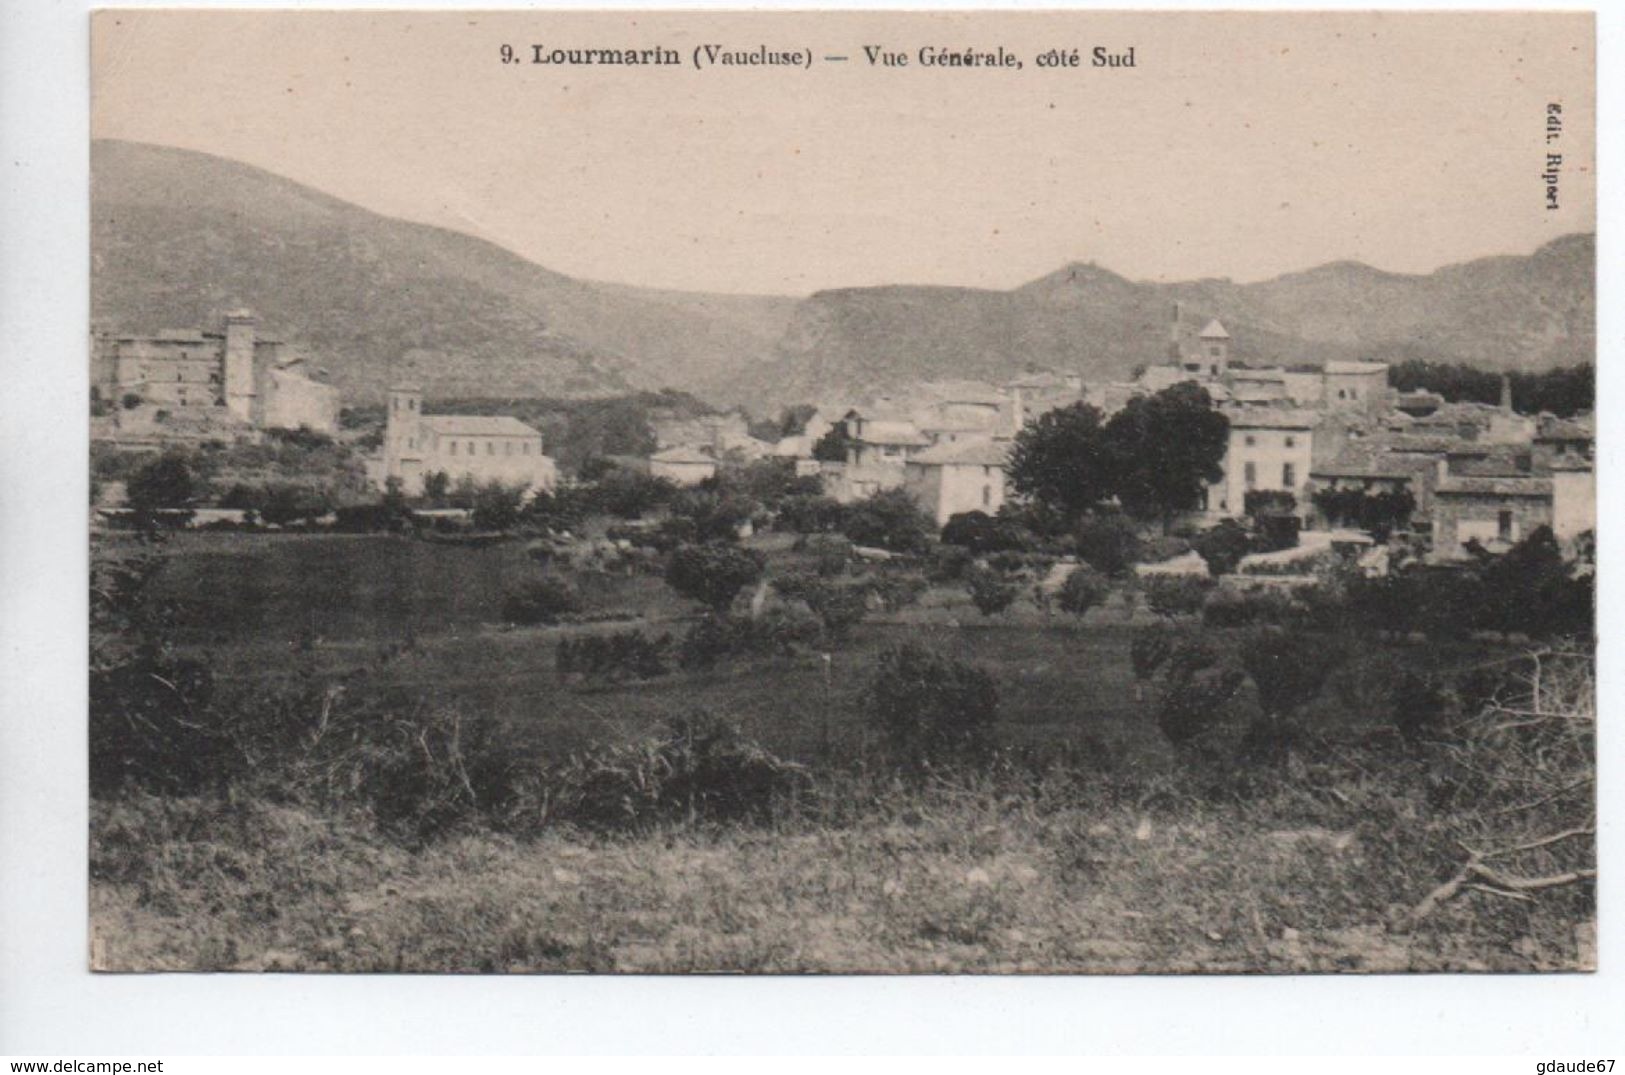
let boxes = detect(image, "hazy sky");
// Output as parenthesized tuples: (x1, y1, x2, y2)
(92, 10, 1594, 295)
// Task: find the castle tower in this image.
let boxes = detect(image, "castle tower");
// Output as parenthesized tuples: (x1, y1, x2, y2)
(223, 309, 259, 422)
(1197, 319, 1230, 377)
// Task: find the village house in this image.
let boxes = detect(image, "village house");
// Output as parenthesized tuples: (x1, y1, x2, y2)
(903, 438, 1012, 528)
(1322, 361, 1392, 411)
(376, 384, 557, 495)
(648, 445, 719, 486)
(1205, 407, 1316, 517)
(92, 310, 341, 435)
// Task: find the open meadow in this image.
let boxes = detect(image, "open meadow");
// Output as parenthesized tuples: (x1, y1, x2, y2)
(90, 526, 1595, 973)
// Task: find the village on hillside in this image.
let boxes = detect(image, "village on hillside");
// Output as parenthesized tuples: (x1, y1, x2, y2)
(90, 302, 1594, 573)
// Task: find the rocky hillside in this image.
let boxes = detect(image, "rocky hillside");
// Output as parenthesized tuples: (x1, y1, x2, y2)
(93, 139, 1592, 412)
(91, 140, 796, 402)
(738, 236, 1593, 408)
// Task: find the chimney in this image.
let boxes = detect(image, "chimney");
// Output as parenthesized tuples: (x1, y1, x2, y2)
(1500, 373, 1514, 413)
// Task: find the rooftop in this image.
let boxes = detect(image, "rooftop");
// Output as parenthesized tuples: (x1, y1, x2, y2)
(1324, 360, 1390, 375)
(650, 446, 717, 465)
(1226, 407, 1317, 431)
(1198, 319, 1230, 340)
(422, 415, 542, 438)
(909, 438, 1012, 467)
(1435, 475, 1552, 498)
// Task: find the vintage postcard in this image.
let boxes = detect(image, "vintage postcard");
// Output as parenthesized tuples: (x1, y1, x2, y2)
(88, 10, 1595, 974)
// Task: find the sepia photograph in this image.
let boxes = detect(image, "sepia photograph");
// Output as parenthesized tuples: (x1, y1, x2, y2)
(84, 9, 1596, 975)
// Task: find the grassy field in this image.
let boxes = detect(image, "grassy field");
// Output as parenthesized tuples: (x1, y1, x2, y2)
(91, 530, 1593, 973)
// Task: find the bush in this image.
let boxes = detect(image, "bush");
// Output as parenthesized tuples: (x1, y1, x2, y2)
(860, 570, 928, 613)
(776, 493, 846, 535)
(1156, 667, 1246, 750)
(1238, 628, 1346, 761)
(965, 564, 1018, 617)
(802, 532, 852, 576)
(1129, 624, 1176, 690)
(1075, 512, 1141, 577)
(501, 575, 583, 625)
(928, 544, 975, 583)
(677, 608, 821, 670)
(470, 480, 528, 531)
(1140, 574, 1213, 618)
(1193, 520, 1253, 576)
(557, 630, 671, 682)
(941, 511, 1030, 555)
(840, 489, 932, 554)
(126, 451, 196, 511)
(541, 715, 810, 830)
(665, 543, 765, 613)
(1057, 564, 1109, 619)
(1201, 586, 1295, 628)
(864, 644, 999, 766)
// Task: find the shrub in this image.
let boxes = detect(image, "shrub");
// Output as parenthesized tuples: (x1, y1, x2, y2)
(1243, 489, 1297, 519)
(942, 510, 1030, 555)
(557, 630, 671, 682)
(802, 532, 852, 576)
(677, 608, 821, 670)
(860, 571, 928, 613)
(840, 488, 932, 554)
(1156, 667, 1246, 749)
(928, 544, 975, 583)
(1193, 520, 1253, 576)
(1238, 628, 1346, 761)
(664, 543, 765, 613)
(1129, 624, 1175, 694)
(470, 480, 528, 531)
(539, 715, 808, 830)
(1057, 564, 1109, 619)
(501, 575, 583, 625)
(1201, 586, 1295, 628)
(864, 644, 999, 766)
(1140, 574, 1213, 618)
(258, 482, 333, 527)
(776, 493, 846, 535)
(1075, 512, 1141, 577)
(126, 451, 196, 511)
(965, 564, 1018, 617)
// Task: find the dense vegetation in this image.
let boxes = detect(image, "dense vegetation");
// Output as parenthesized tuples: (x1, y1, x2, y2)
(1388, 360, 1593, 416)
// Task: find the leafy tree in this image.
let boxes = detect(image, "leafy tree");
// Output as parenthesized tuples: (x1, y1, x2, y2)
(1310, 486, 1416, 541)
(811, 421, 854, 463)
(665, 543, 765, 612)
(1238, 629, 1345, 761)
(1140, 574, 1213, 618)
(422, 470, 451, 506)
(1057, 564, 1109, 619)
(258, 483, 332, 527)
(1074, 511, 1141, 576)
(1193, 519, 1252, 576)
(589, 466, 678, 519)
(1243, 489, 1296, 520)
(840, 488, 932, 553)
(1129, 624, 1175, 699)
(470, 480, 527, 532)
(126, 451, 196, 511)
(965, 565, 1018, 617)
(864, 644, 999, 765)
(1104, 383, 1229, 530)
(941, 510, 1030, 555)
(1007, 402, 1114, 522)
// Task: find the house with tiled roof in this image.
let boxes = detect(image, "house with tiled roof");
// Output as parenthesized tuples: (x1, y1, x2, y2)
(903, 438, 1013, 527)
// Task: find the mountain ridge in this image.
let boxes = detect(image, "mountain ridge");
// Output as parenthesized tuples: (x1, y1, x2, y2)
(92, 139, 1593, 413)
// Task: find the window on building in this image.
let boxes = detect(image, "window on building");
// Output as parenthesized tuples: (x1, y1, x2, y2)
(1283, 462, 1296, 487)
(1209, 346, 1221, 357)
(1284, 435, 1296, 449)
(522, 443, 531, 455)
(1498, 511, 1514, 542)
(487, 441, 495, 456)
(1338, 389, 1347, 400)
(409, 398, 416, 412)
(506, 441, 513, 456)
(1244, 434, 1256, 447)
(449, 441, 457, 456)
(982, 486, 991, 507)
(1243, 462, 1257, 488)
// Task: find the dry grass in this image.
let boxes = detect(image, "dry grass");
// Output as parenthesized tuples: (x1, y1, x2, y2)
(90, 762, 1594, 974)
